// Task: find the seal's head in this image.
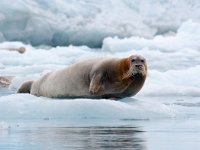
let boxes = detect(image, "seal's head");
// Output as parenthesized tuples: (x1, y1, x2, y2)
(129, 55, 147, 76)
(122, 54, 147, 79)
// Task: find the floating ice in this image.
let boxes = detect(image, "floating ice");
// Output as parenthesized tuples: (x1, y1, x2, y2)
(0, 94, 175, 120)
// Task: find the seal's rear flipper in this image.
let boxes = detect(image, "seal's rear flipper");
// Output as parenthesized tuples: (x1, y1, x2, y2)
(17, 80, 33, 93)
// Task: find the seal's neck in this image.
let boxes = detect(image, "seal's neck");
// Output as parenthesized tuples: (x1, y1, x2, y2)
(118, 58, 134, 86)
(118, 58, 129, 77)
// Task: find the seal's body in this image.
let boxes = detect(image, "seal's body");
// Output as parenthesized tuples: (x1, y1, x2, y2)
(17, 55, 147, 99)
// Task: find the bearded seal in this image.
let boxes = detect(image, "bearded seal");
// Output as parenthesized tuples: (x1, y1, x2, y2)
(17, 54, 147, 99)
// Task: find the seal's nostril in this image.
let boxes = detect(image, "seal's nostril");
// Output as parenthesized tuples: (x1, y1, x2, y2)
(135, 65, 141, 68)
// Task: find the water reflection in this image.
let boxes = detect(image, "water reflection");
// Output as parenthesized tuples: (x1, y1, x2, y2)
(0, 126, 146, 150)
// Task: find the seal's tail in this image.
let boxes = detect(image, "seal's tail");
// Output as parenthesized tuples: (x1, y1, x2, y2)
(17, 80, 33, 93)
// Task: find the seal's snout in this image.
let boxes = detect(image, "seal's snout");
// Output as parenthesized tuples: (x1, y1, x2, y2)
(135, 64, 142, 68)
(135, 64, 144, 73)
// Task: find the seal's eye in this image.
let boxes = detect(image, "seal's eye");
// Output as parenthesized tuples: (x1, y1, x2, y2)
(141, 59, 145, 63)
(131, 59, 135, 63)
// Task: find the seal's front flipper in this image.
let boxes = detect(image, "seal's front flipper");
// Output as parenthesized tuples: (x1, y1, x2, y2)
(89, 73, 104, 95)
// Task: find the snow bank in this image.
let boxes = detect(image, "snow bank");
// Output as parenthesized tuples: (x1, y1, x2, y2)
(140, 66, 200, 97)
(102, 20, 200, 52)
(0, 0, 199, 47)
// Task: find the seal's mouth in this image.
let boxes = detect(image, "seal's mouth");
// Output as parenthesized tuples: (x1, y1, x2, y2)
(132, 72, 143, 76)
(123, 64, 146, 79)
(132, 68, 145, 76)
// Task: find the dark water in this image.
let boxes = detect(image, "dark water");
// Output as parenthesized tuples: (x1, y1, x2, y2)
(0, 126, 145, 150)
(1, 118, 200, 150)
